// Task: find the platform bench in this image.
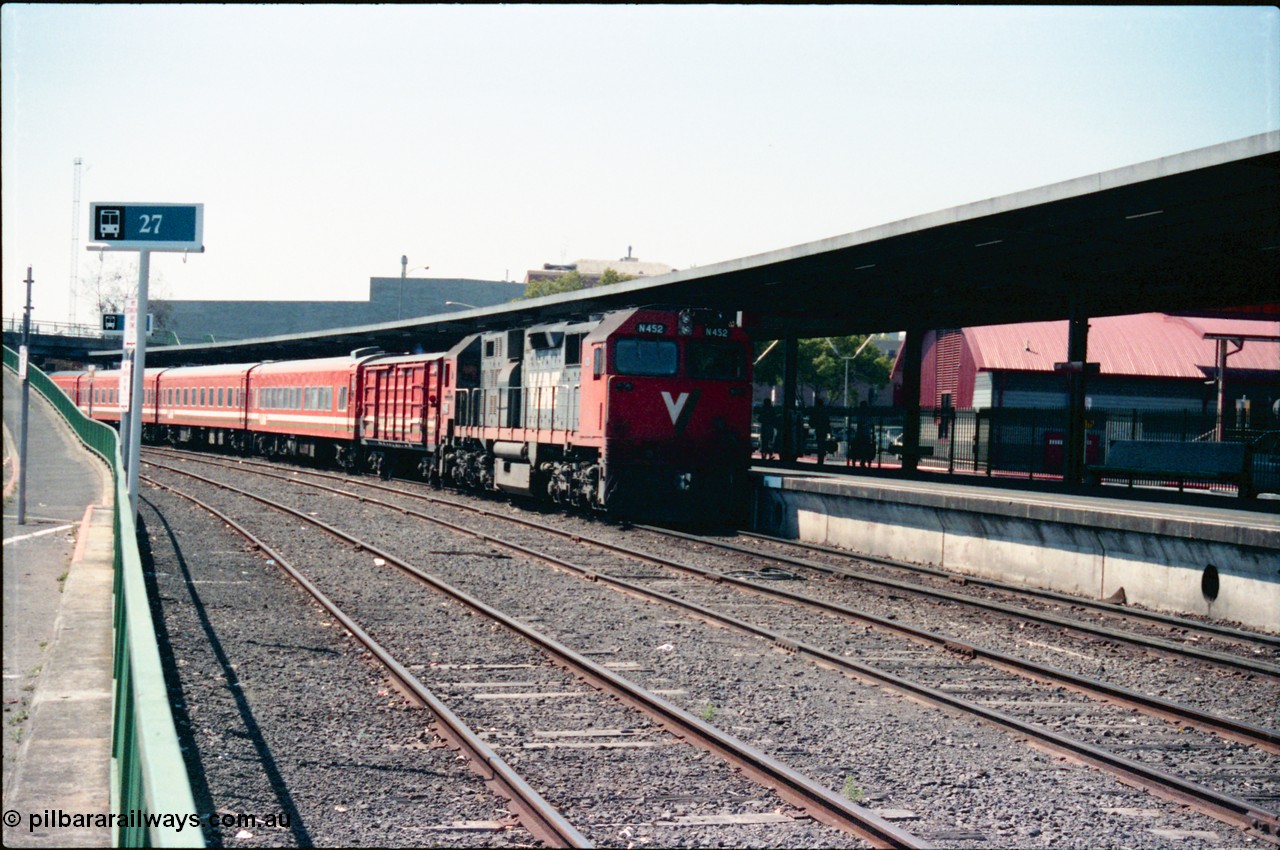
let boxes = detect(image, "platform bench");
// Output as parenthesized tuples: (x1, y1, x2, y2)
(1087, 439, 1253, 498)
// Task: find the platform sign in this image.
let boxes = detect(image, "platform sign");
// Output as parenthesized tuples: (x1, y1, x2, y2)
(89, 202, 204, 252)
(124, 298, 139, 351)
(102, 312, 152, 335)
(119, 357, 132, 406)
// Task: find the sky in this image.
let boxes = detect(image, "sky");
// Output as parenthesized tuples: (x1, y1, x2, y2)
(3, 5, 1277, 327)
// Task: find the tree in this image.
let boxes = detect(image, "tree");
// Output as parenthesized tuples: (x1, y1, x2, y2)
(521, 269, 587, 300)
(597, 267, 636, 287)
(80, 254, 175, 334)
(519, 266, 635, 299)
(754, 335, 894, 406)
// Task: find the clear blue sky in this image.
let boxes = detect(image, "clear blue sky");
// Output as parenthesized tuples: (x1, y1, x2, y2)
(3, 5, 1277, 326)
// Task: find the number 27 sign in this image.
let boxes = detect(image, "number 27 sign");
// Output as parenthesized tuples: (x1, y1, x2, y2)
(90, 202, 203, 252)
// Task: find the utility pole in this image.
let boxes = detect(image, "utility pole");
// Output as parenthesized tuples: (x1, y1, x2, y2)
(69, 158, 83, 326)
(17, 267, 33, 524)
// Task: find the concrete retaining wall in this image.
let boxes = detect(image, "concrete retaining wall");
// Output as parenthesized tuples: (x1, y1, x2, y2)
(754, 476, 1280, 632)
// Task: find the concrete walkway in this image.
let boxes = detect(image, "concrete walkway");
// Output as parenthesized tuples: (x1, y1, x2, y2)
(3, 369, 114, 847)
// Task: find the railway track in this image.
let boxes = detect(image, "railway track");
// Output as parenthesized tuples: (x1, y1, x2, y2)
(654, 527, 1280, 675)
(144, 481, 591, 848)
(141, 459, 921, 849)
(140, 448, 1280, 845)
(733, 531, 1279, 653)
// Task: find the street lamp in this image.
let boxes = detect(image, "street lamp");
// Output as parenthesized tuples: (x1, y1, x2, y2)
(399, 258, 430, 319)
(826, 336, 875, 409)
(445, 301, 478, 310)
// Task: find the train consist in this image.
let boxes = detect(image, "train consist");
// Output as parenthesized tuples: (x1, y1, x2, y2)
(51, 307, 754, 521)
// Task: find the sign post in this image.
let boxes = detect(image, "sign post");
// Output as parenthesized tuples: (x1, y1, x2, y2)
(88, 202, 203, 519)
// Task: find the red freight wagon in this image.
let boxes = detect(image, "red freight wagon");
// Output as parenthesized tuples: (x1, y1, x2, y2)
(358, 353, 446, 479)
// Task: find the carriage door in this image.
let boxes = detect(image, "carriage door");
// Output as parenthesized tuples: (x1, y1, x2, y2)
(362, 367, 383, 440)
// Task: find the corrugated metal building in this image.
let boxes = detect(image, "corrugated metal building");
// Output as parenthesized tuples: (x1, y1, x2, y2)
(894, 313, 1280, 422)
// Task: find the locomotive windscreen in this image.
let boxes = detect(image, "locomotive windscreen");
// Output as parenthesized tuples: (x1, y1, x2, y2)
(687, 341, 746, 380)
(615, 339, 678, 376)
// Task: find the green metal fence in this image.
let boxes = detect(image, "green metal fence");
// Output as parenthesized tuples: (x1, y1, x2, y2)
(4, 346, 202, 847)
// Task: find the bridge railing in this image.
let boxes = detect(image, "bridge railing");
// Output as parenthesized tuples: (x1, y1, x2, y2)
(3, 317, 105, 339)
(3, 346, 202, 847)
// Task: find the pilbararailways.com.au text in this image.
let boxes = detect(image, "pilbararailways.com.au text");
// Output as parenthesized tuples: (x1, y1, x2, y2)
(5, 808, 291, 833)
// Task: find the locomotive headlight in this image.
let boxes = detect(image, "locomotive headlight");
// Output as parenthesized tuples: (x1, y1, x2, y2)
(676, 471, 693, 491)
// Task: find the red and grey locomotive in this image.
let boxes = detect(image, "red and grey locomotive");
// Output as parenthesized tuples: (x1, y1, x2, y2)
(50, 306, 753, 521)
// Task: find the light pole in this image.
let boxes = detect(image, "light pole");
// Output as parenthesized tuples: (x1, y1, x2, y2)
(445, 301, 478, 310)
(17, 267, 33, 524)
(399, 258, 429, 319)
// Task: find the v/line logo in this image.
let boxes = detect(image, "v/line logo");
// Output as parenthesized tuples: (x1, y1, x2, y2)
(661, 390, 701, 434)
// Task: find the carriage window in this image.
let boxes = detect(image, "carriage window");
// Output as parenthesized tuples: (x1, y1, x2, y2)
(614, 339, 678, 376)
(338, 387, 348, 410)
(687, 341, 745, 380)
(218, 388, 224, 407)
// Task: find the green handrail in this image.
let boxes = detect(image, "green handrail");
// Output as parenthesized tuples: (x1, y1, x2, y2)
(4, 346, 202, 847)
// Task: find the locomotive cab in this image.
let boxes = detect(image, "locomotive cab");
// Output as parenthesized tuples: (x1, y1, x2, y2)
(579, 307, 753, 522)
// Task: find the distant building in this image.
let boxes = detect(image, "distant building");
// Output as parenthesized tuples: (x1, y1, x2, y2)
(524, 248, 675, 288)
(891, 312, 1280, 426)
(159, 276, 523, 343)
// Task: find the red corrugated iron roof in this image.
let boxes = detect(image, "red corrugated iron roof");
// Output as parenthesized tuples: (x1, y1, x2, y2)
(965, 313, 1280, 378)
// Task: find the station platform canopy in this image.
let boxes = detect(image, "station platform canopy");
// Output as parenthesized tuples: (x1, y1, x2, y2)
(131, 131, 1277, 366)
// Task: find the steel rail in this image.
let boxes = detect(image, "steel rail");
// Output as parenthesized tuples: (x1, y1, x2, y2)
(142, 456, 1279, 843)
(142, 449, 1280, 753)
(141, 460, 925, 849)
(642, 527, 1280, 677)
(141, 474, 593, 849)
(735, 530, 1280, 649)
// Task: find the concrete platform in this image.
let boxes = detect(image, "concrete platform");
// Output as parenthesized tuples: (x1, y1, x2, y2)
(3, 370, 114, 847)
(752, 468, 1280, 632)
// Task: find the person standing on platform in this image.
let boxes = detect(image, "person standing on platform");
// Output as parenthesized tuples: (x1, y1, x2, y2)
(811, 398, 832, 466)
(851, 401, 875, 468)
(759, 398, 777, 460)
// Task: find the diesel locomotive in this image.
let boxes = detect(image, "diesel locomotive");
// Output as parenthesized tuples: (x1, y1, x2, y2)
(51, 306, 754, 521)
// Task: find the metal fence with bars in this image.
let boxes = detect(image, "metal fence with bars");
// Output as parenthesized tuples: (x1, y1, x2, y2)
(760, 404, 1279, 497)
